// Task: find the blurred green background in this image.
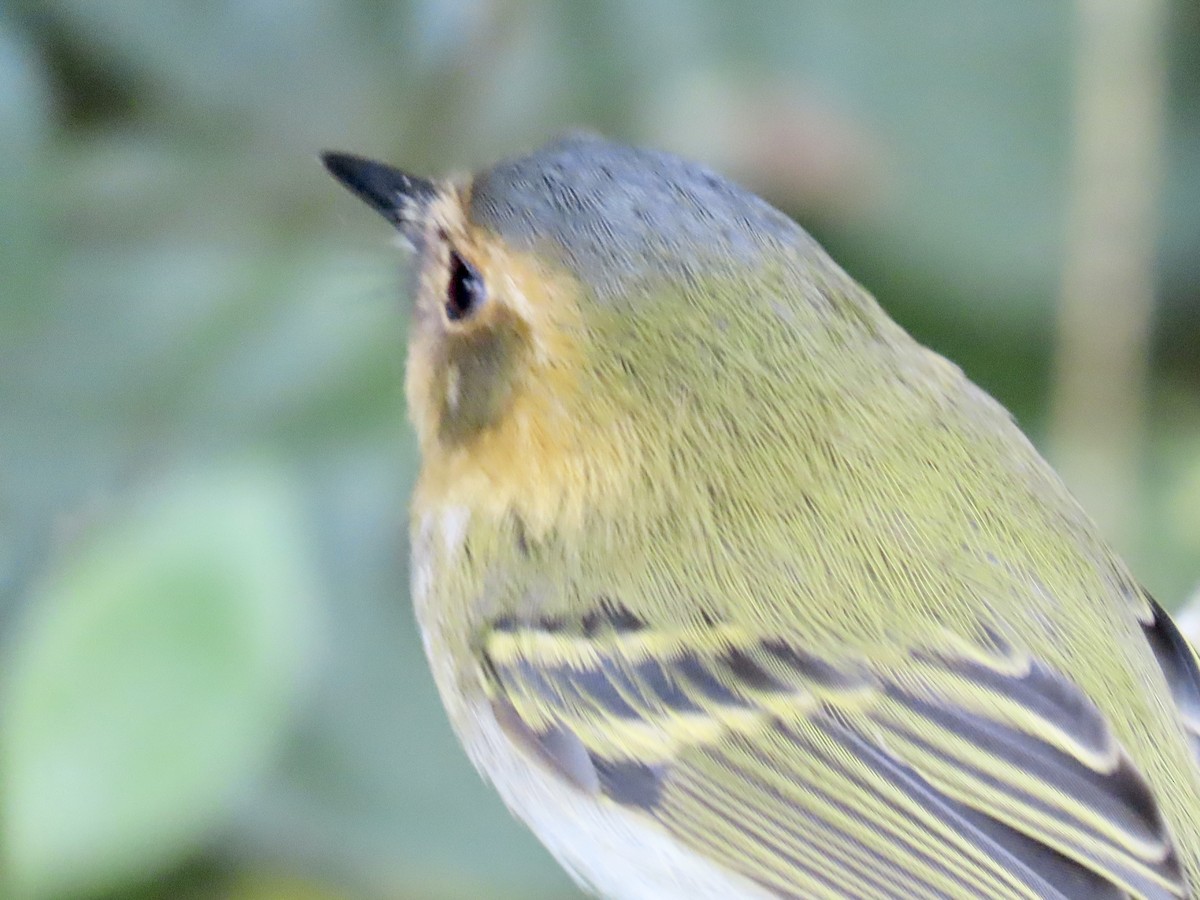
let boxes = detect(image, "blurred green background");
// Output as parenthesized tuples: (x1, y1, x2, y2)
(2, 1, 1199, 898)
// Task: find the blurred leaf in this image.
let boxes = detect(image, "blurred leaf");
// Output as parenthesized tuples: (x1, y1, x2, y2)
(1, 465, 321, 899)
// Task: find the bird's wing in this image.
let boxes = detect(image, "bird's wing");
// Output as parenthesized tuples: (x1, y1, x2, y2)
(1140, 596, 1200, 764)
(482, 601, 1189, 900)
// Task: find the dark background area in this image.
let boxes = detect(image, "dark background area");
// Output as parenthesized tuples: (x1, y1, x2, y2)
(2, 2, 1198, 898)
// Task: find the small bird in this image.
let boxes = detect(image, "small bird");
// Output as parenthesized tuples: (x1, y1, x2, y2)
(322, 135, 1200, 899)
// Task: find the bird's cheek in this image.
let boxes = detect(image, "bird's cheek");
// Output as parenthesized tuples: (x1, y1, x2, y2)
(433, 328, 521, 446)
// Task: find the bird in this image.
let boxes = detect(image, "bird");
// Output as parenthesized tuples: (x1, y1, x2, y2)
(322, 134, 1200, 899)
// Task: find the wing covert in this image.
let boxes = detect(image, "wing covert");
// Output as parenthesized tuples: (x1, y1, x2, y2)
(481, 603, 1189, 899)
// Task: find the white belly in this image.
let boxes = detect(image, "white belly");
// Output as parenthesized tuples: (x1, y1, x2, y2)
(452, 695, 774, 899)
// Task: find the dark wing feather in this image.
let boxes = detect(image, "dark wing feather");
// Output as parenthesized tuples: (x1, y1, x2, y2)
(1142, 596, 1200, 761)
(483, 610, 1188, 900)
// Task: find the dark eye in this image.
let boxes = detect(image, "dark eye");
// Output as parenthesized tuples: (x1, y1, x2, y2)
(446, 251, 485, 321)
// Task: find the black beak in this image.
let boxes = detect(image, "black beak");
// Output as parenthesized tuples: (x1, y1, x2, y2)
(320, 151, 438, 229)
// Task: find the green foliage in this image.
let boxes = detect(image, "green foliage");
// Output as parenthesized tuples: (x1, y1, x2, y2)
(3, 467, 319, 899)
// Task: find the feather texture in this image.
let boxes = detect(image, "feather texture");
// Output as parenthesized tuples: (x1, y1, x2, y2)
(352, 135, 1200, 898)
(483, 609, 1187, 899)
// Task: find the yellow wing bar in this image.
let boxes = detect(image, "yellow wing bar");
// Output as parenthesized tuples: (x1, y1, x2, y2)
(482, 605, 1187, 899)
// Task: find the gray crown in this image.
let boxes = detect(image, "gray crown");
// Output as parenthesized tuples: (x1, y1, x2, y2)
(467, 134, 811, 301)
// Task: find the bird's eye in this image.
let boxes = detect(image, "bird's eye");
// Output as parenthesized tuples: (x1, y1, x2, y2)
(446, 251, 485, 322)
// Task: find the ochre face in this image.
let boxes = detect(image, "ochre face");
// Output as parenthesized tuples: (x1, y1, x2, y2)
(404, 185, 641, 537)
